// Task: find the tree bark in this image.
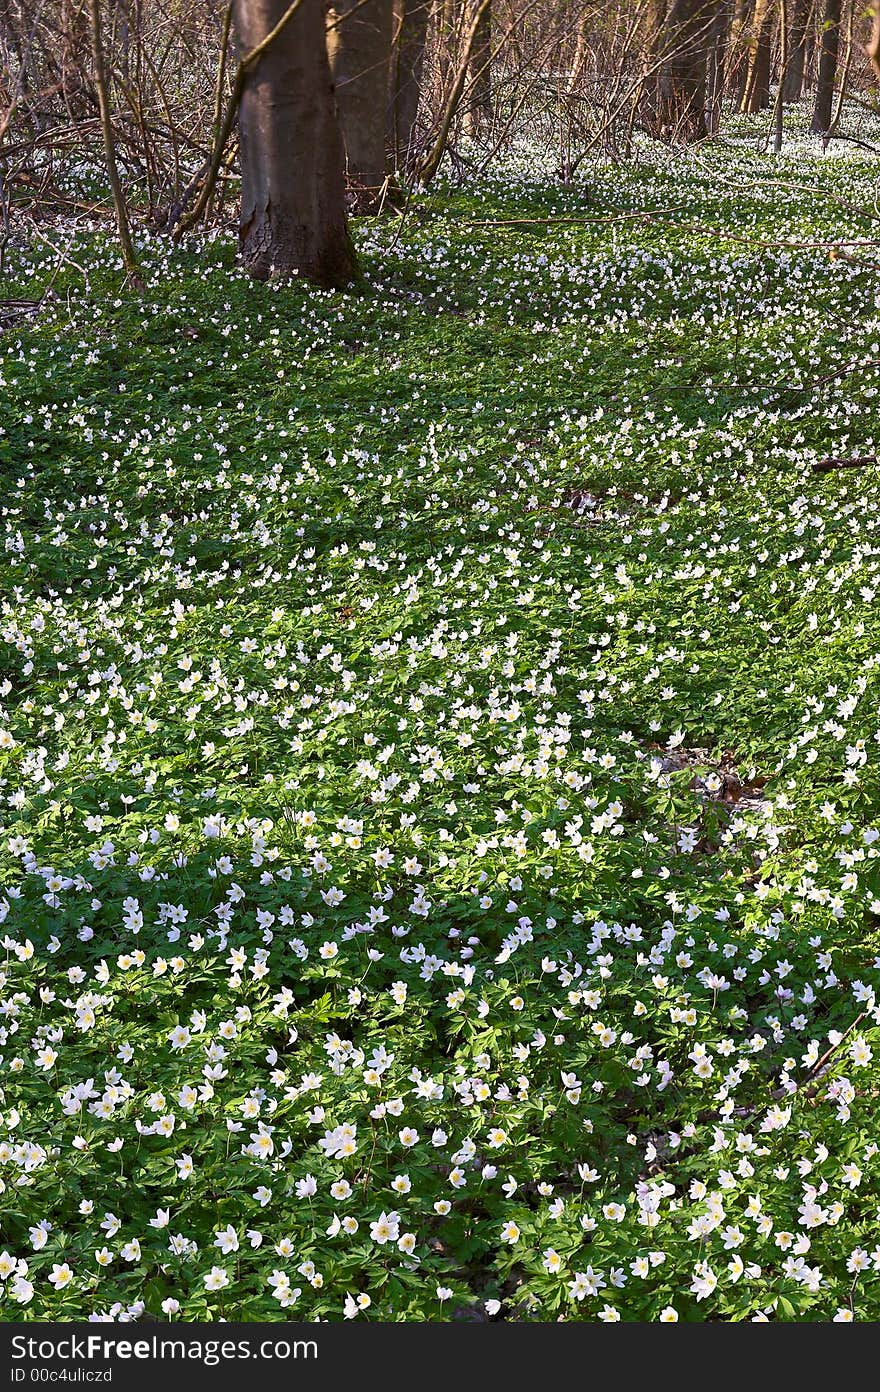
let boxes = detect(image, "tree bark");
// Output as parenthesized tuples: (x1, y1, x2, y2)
(61, 0, 87, 115)
(639, 0, 668, 123)
(739, 0, 773, 111)
(327, 0, 395, 211)
(727, 0, 753, 105)
(233, 0, 357, 286)
(803, 8, 815, 86)
(437, 0, 459, 83)
(654, 0, 716, 142)
(465, 0, 491, 135)
(868, 0, 880, 80)
(810, 0, 841, 132)
(772, 0, 786, 149)
(705, 0, 731, 134)
(783, 0, 810, 98)
(388, 0, 431, 173)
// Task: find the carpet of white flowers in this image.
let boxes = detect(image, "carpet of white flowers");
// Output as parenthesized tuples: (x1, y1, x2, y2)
(2, 120, 880, 1322)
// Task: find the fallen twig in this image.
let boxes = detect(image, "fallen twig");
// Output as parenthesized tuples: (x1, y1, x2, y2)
(811, 455, 878, 473)
(804, 1013, 866, 1086)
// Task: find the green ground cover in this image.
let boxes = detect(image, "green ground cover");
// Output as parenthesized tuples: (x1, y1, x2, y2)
(2, 126, 880, 1320)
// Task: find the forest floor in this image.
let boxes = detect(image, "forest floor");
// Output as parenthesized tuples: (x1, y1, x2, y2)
(2, 120, 880, 1321)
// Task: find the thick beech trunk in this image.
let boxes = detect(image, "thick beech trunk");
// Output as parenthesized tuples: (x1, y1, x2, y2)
(869, 1, 880, 80)
(654, 0, 716, 141)
(465, 0, 491, 134)
(327, 0, 395, 210)
(783, 0, 810, 98)
(639, 0, 667, 124)
(739, 0, 772, 110)
(388, 0, 431, 172)
(810, 0, 841, 131)
(435, 0, 460, 127)
(233, 0, 357, 286)
(727, 0, 753, 106)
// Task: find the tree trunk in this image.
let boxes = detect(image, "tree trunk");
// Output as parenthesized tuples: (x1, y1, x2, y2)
(783, 0, 810, 98)
(772, 0, 787, 148)
(802, 9, 815, 85)
(654, 0, 716, 141)
(639, 0, 668, 124)
(465, 0, 491, 135)
(233, 0, 357, 286)
(810, 0, 841, 131)
(437, 0, 459, 83)
(61, 0, 88, 116)
(739, 0, 773, 110)
(327, 0, 395, 211)
(705, 0, 731, 134)
(88, 0, 141, 285)
(727, 0, 753, 105)
(868, 0, 880, 80)
(641, 0, 669, 71)
(388, 0, 431, 172)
